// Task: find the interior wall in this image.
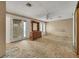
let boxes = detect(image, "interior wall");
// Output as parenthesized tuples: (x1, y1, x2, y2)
(6, 14, 31, 43)
(6, 14, 11, 43)
(46, 18, 73, 37)
(74, 10, 77, 50)
(0, 2, 6, 57)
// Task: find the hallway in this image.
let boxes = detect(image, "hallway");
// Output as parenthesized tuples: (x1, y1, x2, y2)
(5, 34, 77, 58)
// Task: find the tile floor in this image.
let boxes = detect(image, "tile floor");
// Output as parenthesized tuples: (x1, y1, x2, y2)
(4, 34, 78, 58)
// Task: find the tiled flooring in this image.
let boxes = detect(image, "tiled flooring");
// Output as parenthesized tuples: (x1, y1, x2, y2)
(4, 34, 78, 58)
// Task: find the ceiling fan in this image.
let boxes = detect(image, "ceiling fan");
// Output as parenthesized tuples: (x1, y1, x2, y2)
(46, 13, 50, 20)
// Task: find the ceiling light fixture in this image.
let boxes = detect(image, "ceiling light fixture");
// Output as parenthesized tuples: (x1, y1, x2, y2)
(26, 2, 32, 7)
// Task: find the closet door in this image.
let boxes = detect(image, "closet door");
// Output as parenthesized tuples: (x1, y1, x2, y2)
(12, 19, 23, 42)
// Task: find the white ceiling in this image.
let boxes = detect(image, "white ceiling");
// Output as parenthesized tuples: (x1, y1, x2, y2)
(6, 1, 77, 21)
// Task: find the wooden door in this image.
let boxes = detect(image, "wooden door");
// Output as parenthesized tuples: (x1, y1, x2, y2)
(76, 1, 79, 55)
(0, 1, 6, 57)
(77, 8, 79, 55)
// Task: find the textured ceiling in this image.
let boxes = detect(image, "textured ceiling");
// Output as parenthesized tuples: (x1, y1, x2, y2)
(6, 1, 77, 21)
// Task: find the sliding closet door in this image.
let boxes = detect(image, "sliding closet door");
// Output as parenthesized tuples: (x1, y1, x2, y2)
(12, 19, 23, 42)
(0, 2, 6, 57)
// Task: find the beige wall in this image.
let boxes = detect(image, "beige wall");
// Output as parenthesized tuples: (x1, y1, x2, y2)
(46, 18, 73, 37)
(74, 10, 77, 50)
(0, 2, 6, 57)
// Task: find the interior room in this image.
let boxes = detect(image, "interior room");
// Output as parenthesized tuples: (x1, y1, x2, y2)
(0, 1, 79, 58)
